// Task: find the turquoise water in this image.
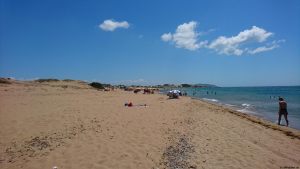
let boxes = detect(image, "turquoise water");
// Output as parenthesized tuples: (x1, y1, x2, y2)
(164, 86, 300, 130)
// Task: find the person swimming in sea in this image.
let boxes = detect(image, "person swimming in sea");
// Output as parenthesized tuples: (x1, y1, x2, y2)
(278, 97, 289, 127)
(193, 91, 196, 96)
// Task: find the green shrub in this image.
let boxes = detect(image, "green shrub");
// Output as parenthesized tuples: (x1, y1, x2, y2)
(62, 79, 75, 82)
(89, 82, 105, 89)
(0, 78, 12, 84)
(35, 79, 60, 83)
(181, 84, 192, 88)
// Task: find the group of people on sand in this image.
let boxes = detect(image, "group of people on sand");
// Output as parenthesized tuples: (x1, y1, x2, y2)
(133, 88, 158, 94)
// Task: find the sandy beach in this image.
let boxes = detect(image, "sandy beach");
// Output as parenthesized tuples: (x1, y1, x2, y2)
(0, 79, 300, 169)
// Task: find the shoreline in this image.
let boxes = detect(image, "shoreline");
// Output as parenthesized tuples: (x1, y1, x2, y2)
(161, 86, 300, 130)
(1, 80, 300, 169)
(188, 96, 300, 139)
(177, 90, 300, 131)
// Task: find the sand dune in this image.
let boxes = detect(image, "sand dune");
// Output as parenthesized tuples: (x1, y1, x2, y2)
(0, 80, 299, 169)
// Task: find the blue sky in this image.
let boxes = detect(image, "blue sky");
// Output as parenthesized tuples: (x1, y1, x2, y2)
(1, 0, 300, 86)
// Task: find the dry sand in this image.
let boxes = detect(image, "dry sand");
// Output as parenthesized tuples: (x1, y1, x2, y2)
(0, 79, 300, 169)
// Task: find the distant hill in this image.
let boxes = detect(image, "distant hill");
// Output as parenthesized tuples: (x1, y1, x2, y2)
(193, 83, 218, 88)
(155, 83, 218, 88)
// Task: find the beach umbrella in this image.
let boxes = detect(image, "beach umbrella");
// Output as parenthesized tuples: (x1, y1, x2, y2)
(168, 90, 181, 97)
(170, 89, 181, 94)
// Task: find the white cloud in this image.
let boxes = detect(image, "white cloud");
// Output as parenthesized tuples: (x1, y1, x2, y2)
(208, 26, 274, 55)
(162, 24, 282, 55)
(198, 40, 209, 48)
(161, 21, 207, 51)
(198, 28, 216, 36)
(247, 39, 285, 54)
(247, 45, 277, 54)
(99, 19, 130, 31)
(161, 33, 172, 41)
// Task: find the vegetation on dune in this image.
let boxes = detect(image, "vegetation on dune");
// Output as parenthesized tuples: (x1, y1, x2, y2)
(181, 84, 192, 88)
(0, 78, 12, 84)
(62, 79, 76, 82)
(89, 82, 105, 89)
(35, 79, 60, 83)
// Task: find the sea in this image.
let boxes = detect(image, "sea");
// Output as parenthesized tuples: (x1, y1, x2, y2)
(162, 86, 300, 130)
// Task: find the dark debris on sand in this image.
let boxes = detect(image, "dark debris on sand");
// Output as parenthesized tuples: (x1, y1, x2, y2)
(2, 117, 103, 164)
(161, 135, 196, 169)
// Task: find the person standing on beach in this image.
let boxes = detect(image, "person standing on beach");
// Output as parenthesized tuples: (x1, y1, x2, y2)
(278, 97, 289, 126)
